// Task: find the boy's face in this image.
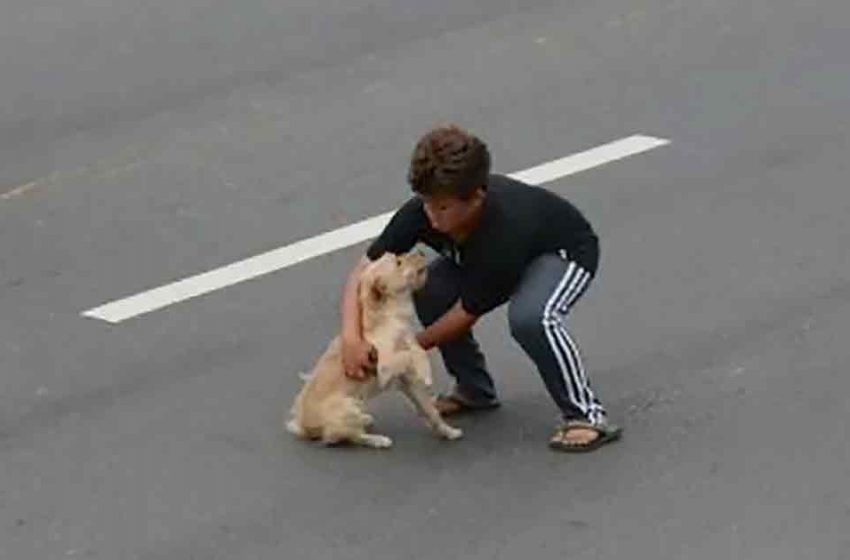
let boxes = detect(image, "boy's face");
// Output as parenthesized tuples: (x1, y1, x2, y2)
(420, 187, 485, 242)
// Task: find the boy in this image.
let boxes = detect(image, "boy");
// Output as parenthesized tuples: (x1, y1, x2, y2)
(339, 124, 621, 452)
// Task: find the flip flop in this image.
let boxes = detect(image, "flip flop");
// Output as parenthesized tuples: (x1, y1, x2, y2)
(433, 392, 501, 417)
(549, 419, 623, 453)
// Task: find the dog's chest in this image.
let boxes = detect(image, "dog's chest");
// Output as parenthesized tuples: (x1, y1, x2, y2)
(367, 317, 415, 347)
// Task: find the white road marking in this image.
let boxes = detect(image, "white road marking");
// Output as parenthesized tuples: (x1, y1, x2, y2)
(508, 135, 670, 185)
(82, 134, 669, 323)
(0, 181, 38, 201)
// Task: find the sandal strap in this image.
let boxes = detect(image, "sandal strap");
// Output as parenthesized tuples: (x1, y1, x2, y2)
(558, 419, 599, 432)
(552, 419, 616, 439)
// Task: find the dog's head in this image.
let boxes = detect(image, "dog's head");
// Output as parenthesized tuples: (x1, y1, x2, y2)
(360, 250, 428, 307)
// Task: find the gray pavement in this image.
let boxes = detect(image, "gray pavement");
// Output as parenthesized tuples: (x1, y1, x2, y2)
(2, 0, 849, 558)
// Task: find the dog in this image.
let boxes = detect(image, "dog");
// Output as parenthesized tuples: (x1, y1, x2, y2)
(286, 251, 463, 449)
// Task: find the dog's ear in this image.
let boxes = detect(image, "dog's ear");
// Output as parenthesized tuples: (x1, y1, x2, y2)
(369, 276, 387, 303)
(358, 267, 384, 306)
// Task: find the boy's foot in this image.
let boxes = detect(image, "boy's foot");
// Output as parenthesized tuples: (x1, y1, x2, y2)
(549, 419, 622, 453)
(433, 391, 501, 417)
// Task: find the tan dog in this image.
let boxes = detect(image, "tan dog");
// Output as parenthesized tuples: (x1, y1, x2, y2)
(286, 251, 463, 449)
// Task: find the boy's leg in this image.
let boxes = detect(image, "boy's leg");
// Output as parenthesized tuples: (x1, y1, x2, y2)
(508, 253, 608, 425)
(413, 257, 498, 405)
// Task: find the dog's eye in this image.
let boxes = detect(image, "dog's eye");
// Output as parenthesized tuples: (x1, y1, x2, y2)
(396, 257, 402, 266)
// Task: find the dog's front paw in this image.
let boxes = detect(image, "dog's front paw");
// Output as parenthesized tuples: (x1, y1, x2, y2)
(439, 426, 464, 440)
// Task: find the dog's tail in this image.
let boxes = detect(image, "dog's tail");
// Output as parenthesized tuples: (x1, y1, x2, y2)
(286, 418, 305, 436)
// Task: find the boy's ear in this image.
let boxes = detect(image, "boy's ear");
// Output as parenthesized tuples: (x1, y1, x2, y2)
(470, 186, 486, 207)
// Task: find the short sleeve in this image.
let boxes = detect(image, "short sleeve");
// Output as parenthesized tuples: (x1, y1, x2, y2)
(366, 197, 425, 260)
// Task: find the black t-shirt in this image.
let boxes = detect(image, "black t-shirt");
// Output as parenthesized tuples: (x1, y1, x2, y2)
(366, 174, 599, 316)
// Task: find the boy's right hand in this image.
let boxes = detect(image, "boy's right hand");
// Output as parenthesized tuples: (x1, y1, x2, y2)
(342, 337, 378, 381)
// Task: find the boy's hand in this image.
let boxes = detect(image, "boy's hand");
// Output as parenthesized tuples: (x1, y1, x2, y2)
(342, 337, 378, 381)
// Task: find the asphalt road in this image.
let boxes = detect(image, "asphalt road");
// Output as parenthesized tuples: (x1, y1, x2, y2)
(2, 0, 849, 558)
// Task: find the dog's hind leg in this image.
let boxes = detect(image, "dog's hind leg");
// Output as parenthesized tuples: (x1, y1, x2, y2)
(351, 433, 393, 449)
(322, 427, 393, 449)
(321, 397, 392, 449)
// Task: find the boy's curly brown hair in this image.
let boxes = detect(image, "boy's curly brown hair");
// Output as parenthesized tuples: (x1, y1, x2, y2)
(407, 124, 491, 197)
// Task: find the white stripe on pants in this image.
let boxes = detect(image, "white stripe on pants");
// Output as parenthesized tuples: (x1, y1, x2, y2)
(541, 260, 606, 424)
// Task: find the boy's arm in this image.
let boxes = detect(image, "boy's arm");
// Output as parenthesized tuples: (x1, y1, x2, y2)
(341, 255, 370, 343)
(340, 256, 377, 380)
(415, 301, 479, 351)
